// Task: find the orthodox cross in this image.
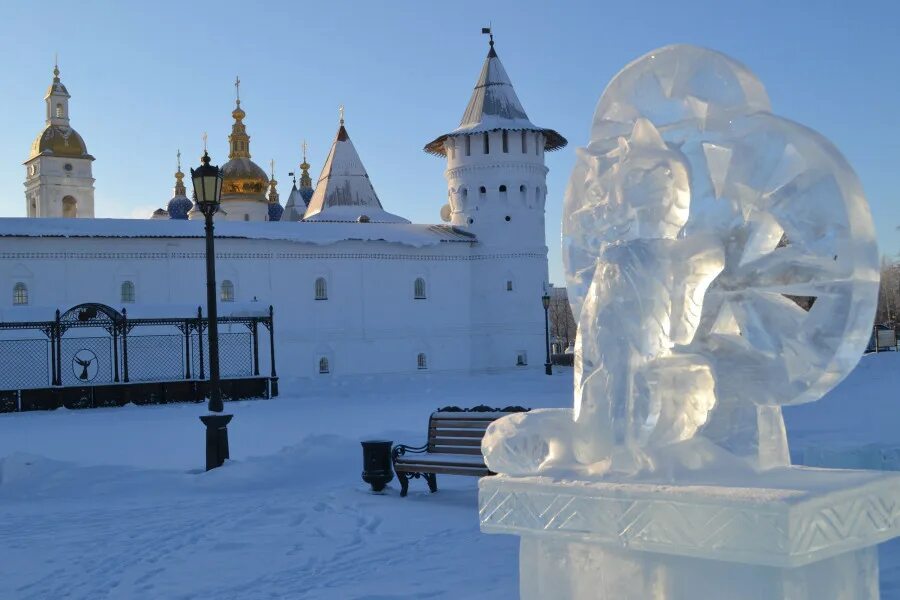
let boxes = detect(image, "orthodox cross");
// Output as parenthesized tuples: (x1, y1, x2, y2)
(270, 158, 275, 180)
(302, 139, 308, 162)
(176, 149, 181, 172)
(235, 75, 241, 103)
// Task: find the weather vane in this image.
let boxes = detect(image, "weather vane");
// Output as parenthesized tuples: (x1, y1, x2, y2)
(339, 105, 344, 125)
(482, 24, 493, 46)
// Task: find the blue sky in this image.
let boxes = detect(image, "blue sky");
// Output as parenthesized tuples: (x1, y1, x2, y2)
(0, 0, 897, 284)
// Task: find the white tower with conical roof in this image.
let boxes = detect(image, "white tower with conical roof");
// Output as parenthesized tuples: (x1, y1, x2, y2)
(24, 63, 95, 218)
(426, 32, 567, 370)
(425, 33, 566, 249)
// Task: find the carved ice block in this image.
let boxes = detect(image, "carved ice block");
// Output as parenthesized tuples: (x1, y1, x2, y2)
(480, 469, 900, 599)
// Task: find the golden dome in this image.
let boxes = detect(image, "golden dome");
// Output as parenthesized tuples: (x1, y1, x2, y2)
(29, 125, 89, 159)
(222, 157, 268, 198)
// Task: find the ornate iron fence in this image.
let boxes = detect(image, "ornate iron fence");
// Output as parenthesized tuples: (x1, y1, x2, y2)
(0, 303, 277, 413)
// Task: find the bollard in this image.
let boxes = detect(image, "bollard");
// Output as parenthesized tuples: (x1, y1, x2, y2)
(200, 414, 233, 471)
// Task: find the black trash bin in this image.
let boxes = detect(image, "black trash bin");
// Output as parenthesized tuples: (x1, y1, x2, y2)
(361, 440, 394, 492)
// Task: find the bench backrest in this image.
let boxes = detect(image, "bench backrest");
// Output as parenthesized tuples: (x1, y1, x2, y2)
(427, 407, 527, 455)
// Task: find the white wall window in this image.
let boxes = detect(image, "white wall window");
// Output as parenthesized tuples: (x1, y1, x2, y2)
(507, 280, 513, 291)
(315, 277, 328, 300)
(319, 357, 330, 374)
(516, 352, 528, 366)
(521, 131, 527, 153)
(417, 353, 427, 370)
(220, 280, 235, 302)
(120, 280, 135, 303)
(465, 135, 471, 156)
(13, 282, 28, 305)
(502, 130, 509, 153)
(55, 103, 63, 118)
(414, 277, 426, 300)
(483, 132, 490, 154)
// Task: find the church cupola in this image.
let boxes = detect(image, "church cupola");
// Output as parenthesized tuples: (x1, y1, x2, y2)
(24, 60, 95, 218)
(166, 150, 193, 220)
(424, 31, 566, 248)
(303, 109, 409, 223)
(267, 159, 284, 221)
(219, 76, 269, 221)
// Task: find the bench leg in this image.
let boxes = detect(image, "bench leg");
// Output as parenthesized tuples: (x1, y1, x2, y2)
(426, 473, 438, 493)
(398, 470, 409, 497)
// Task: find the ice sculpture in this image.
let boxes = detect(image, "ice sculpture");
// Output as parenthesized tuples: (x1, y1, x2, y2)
(479, 45, 897, 600)
(482, 44, 879, 478)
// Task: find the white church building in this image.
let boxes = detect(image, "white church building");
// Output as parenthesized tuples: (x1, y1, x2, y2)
(2, 38, 566, 378)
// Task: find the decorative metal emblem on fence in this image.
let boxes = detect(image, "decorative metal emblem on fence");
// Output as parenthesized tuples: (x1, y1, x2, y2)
(0, 303, 277, 412)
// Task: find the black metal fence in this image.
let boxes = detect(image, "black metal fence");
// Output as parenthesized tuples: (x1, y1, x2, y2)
(0, 303, 277, 413)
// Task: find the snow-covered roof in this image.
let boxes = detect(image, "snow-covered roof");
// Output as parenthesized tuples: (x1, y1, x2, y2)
(303, 123, 409, 223)
(424, 43, 567, 156)
(281, 185, 305, 222)
(0, 218, 475, 248)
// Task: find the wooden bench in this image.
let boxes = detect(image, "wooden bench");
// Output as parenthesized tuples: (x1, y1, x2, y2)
(392, 405, 528, 497)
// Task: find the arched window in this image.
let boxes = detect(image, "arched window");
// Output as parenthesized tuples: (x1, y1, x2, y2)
(319, 357, 330, 374)
(521, 131, 527, 153)
(414, 278, 426, 299)
(499, 185, 507, 193)
(62, 196, 77, 218)
(502, 130, 509, 153)
(55, 103, 63, 118)
(483, 132, 490, 154)
(479, 186, 486, 194)
(13, 282, 28, 305)
(120, 281, 135, 303)
(520, 184, 528, 206)
(465, 135, 471, 156)
(315, 277, 328, 300)
(507, 280, 513, 291)
(535, 133, 540, 155)
(417, 353, 427, 370)
(220, 280, 235, 302)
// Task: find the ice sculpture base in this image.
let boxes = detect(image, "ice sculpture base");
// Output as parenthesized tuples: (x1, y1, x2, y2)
(479, 468, 900, 599)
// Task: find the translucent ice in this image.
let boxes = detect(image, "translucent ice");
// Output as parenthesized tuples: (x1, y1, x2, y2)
(483, 44, 879, 477)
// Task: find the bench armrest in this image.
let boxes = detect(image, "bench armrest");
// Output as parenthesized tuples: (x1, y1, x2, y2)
(392, 443, 428, 461)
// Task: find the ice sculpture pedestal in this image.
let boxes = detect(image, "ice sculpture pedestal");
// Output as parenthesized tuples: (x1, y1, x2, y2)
(480, 468, 900, 599)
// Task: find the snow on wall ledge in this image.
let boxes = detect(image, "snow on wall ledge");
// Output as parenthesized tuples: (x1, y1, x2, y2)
(0, 217, 475, 248)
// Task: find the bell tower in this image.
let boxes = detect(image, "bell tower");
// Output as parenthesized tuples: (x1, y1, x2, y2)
(24, 62, 95, 218)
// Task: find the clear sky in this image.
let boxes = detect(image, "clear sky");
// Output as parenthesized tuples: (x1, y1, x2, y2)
(0, 0, 896, 284)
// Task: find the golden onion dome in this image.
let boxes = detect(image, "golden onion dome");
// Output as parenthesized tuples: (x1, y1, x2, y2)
(221, 157, 268, 198)
(29, 125, 90, 159)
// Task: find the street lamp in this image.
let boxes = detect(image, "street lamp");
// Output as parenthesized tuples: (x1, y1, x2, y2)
(191, 150, 232, 471)
(542, 291, 552, 376)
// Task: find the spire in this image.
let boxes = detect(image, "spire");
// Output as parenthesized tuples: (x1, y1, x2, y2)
(174, 149, 186, 196)
(423, 32, 567, 156)
(303, 113, 407, 223)
(228, 75, 251, 159)
(267, 159, 279, 203)
(299, 139, 312, 190)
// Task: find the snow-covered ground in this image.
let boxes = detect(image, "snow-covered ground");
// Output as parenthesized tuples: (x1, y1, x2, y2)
(0, 356, 898, 599)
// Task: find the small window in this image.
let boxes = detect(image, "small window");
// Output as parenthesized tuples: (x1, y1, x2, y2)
(507, 280, 513, 291)
(502, 130, 508, 153)
(55, 103, 63, 118)
(516, 352, 528, 366)
(535, 133, 540, 155)
(243, 214, 249, 221)
(521, 131, 527, 153)
(479, 186, 486, 194)
(315, 277, 328, 300)
(319, 357, 330, 374)
(462, 187, 468, 198)
(13, 282, 28, 305)
(220, 280, 235, 302)
(483, 132, 489, 154)
(465, 136, 471, 156)
(120, 281, 135, 303)
(499, 185, 507, 193)
(414, 277, 426, 300)
(417, 353, 427, 370)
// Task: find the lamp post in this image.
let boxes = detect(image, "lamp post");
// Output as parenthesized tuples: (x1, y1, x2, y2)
(542, 291, 552, 376)
(191, 150, 231, 471)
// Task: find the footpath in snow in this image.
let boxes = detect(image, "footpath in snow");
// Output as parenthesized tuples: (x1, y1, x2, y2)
(0, 356, 898, 599)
